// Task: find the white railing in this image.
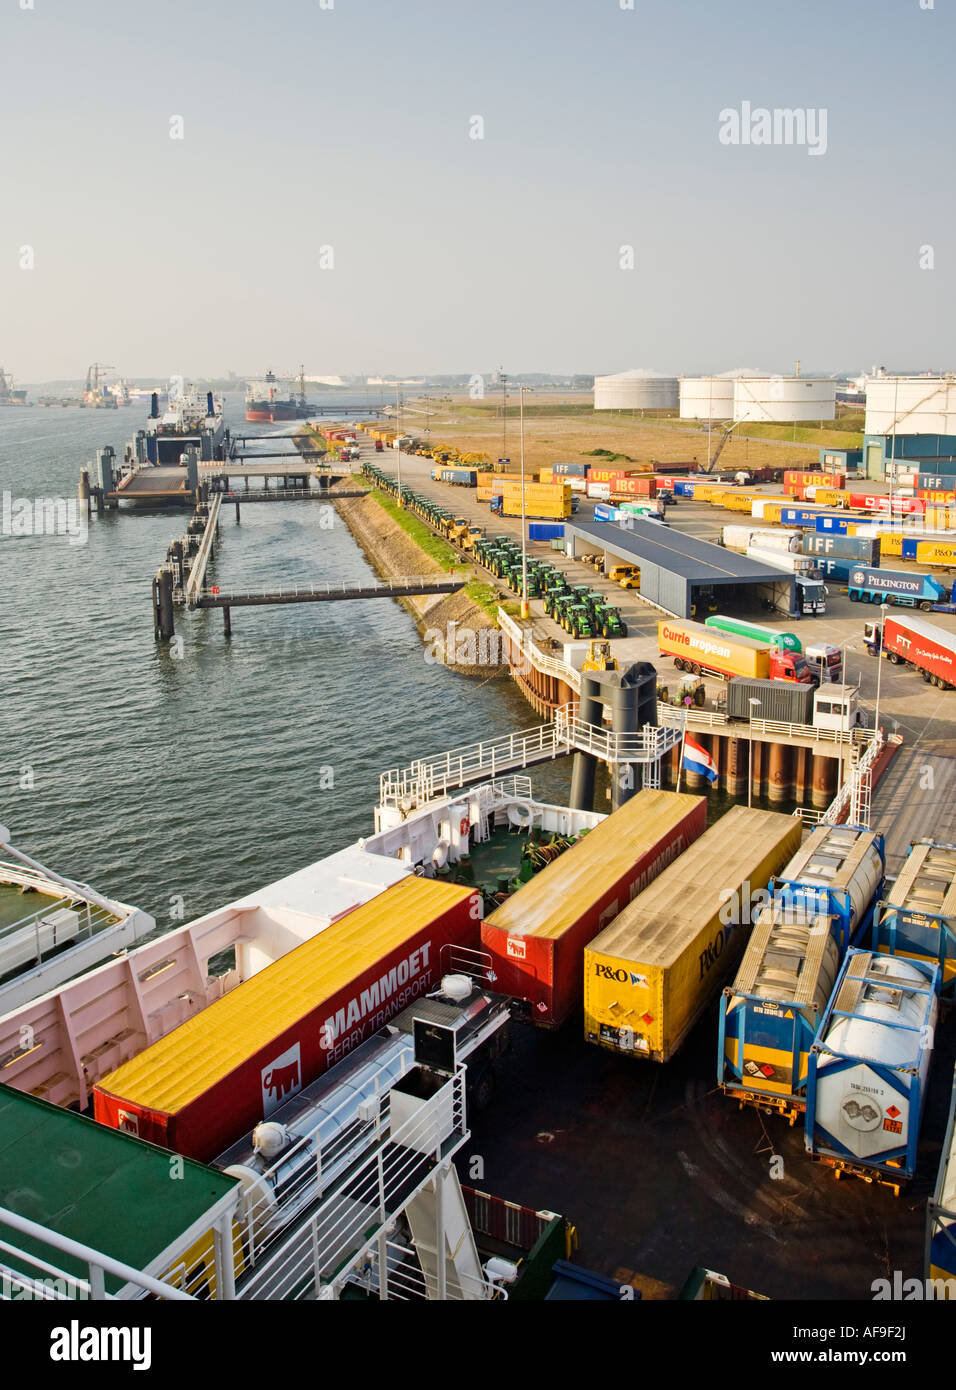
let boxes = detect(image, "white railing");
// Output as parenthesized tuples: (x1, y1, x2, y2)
(379, 724, 562, 807)
(555, 707, 681, 764)
(195, 575, 460, 604)
(238, 1070, 468, 1300)
(184, 492, 222, 602)
(355, 1237, 506, 1302)
(496, 608, 581, 693)
(655, 703, 869, 749)
(0, 1206, 194, 1301)
(822, 728, 890, 829)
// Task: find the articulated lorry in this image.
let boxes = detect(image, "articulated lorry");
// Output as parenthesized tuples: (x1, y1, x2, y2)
(657, 620, 816, 684)
(744, 547, 828, 615)
(704, 615, 842, 682)
(847, 566, 946, 609)
(864, 613, 956, 690)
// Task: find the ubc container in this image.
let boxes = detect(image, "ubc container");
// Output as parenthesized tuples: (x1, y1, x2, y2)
(719, 903, 840, 1118)
(93, 877, 480, 1162)
(583, 808, 803, 1062)
(926, 1067, 956, 1290)
(771, 824, 885, 953)
(805, 950, 939, 1185)
(872, 840, 956, 1000)
(482, 790, 706, 1029)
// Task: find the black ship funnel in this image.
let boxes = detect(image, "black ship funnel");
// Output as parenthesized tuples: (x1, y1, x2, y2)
(150, 392, 160, 418)
(206, 392, 214, 415)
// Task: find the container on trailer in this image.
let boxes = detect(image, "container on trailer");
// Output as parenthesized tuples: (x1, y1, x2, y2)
(872, 840, 956, 1000)
(849, 566, 944, 603)
(725, 676, 814, 724)
(719, 903, 840, 1117)
(801, 533, 881, 565)
(482, 790, 707, 1029)
(926, 1068, 956, 1289)
(781, 507, 824, 527)
(440, 468, 478, 486)
(658, 620, 812, 683)
(674, 481, 695, 497)
(583, 808, 803, 1063)
(770, 824, 885, 954)
(878, 612, 956, 686)
(761, 501, 785, 524)
(611, 476, 657, 498)
(705, 615, 801, 652)
(552, 462, 590, 478)
(902, 539, 956, 566)
(815, 515, 853, 535)
(93, 877, 481, 1162)
(804, 950, 939, 1184)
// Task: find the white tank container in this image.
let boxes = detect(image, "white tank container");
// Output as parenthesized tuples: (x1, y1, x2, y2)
(733, 377, 836, 423)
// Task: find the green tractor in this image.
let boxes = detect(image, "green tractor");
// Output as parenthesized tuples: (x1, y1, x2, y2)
(593, 602, 628, 639)
(565, 604, 595, 639)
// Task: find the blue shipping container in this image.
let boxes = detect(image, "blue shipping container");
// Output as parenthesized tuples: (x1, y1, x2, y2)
(815, 515, 851, 534)
(528, 522, 565, 541)
(815, 557, 852, 582)
(781, 507, 824, 526)
(674, 482, 695, 497)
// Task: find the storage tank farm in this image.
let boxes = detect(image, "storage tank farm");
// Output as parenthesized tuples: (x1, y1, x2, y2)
(872, 841, 956, 1001)
(719, 826, 886, 1121)
(805, 950, 939, 1189)
(593, 370, 679, 411)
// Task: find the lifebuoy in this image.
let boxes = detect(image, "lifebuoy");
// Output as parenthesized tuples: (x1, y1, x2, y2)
(459, 817, 470, 836)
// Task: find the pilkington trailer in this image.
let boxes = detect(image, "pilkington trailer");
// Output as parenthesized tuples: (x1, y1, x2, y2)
(719, 826, 886, 1119)
(481, 790, 706, 1028)
(93, 877, 480, 1162)
(872, 840, 956, 1000)
(804, 950, 939, 1190)
(583, 807, 802, 1062)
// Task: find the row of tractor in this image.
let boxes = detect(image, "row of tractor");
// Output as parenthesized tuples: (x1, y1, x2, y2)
(362, 462, 629, 640)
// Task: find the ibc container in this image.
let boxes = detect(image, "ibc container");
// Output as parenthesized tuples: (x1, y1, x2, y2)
(805, 950, 939, 1183)
(93, 877, 480, 1162)
(482, 791, 706, 1028)
(583, 808, 803, 1062)
(872, 840, 956, 1001)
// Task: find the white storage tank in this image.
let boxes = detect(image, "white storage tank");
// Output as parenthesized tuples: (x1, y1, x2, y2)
(594, 370, 679, 412)
(733, 377, 836, 423)
(864, 376, 956, 436)
(679, 376, 735, 421)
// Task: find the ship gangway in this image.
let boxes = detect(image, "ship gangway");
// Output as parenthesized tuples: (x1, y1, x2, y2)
(379, 702, 682, 811)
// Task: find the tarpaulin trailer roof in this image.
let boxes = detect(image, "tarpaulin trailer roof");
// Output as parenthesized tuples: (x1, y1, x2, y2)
(563, 517, 796, 618)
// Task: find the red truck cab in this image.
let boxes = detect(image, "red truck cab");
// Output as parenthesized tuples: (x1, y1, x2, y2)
(770, 650, 815, 683)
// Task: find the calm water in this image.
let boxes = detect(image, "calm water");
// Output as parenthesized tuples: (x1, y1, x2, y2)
(0, 394, 570, 926)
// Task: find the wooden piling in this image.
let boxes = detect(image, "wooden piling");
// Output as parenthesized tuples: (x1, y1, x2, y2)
(223, 606, 232, 636)
(153, 569, 175, 640)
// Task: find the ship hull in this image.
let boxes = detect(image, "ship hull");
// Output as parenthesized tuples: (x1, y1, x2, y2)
(246, 401, 298, 423)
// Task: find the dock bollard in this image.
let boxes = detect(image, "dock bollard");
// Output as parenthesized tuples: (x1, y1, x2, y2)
(78, 468, 91, 518)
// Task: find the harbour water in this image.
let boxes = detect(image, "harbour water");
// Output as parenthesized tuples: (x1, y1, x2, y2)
(0, 394, 569, 924)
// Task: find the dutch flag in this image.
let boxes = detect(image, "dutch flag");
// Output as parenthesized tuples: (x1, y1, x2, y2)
(682, 734, 718, 784)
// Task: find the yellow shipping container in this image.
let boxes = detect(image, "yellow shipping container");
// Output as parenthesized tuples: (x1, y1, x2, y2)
(693, 485, 717, 502)
(761, 501, 784, 523)
(879, 533, 903, 557)
(723, 493, 757, 512)
(500, 499, 570, 519)
(813, 488, 842, 507)
(708, 491, 733, 507)
(583, 807, 803, 1062)
(916, 540, 956, 566)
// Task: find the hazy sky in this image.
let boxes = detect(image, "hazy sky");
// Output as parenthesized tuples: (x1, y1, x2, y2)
(2, 0, 953, 381)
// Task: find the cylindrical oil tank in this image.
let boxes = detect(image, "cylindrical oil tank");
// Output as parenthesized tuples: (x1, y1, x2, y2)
(772, 825, 885, 950)
(864, 376, 956, 437)
(679, 376, 735, 421)
(594, 371, 679, 411)
(733, 377, 836, 423)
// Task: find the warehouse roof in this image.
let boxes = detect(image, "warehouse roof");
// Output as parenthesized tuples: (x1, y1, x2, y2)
(567, 517, 794, 586)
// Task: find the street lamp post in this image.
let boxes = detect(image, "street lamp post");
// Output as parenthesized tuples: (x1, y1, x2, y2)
(748, 698, 761, 807)
(874, 608, 885, 735)
(395, 385, 403, 506)
(519, 386, 533, 618)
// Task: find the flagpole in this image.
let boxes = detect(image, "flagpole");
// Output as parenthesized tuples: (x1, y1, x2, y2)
(676, 708, 688, 794)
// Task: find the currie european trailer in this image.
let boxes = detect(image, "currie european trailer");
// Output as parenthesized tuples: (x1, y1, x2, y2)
(658, 620, 815, 684)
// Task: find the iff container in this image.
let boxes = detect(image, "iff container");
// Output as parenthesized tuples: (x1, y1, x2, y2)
(481, 790, 706, 1028)
(583, 807, 803, 1062)
(804, 950, 939, 1186)
(872, 840, 956, 1001)
(93, 876, 481, 1162)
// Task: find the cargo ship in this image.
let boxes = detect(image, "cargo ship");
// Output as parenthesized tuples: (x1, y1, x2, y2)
(0, 368, 28, 406)
(245, 369, 309, 423)
(135, 386, 226, 465)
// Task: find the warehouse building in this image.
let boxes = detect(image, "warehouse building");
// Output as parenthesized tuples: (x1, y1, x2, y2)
(564, 517, 796, 619)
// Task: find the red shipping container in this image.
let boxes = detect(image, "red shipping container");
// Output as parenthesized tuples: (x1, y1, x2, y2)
(93, 877, 480, 1162)
(612, 476, 657, 498)
(480, 791, 706, 1028)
